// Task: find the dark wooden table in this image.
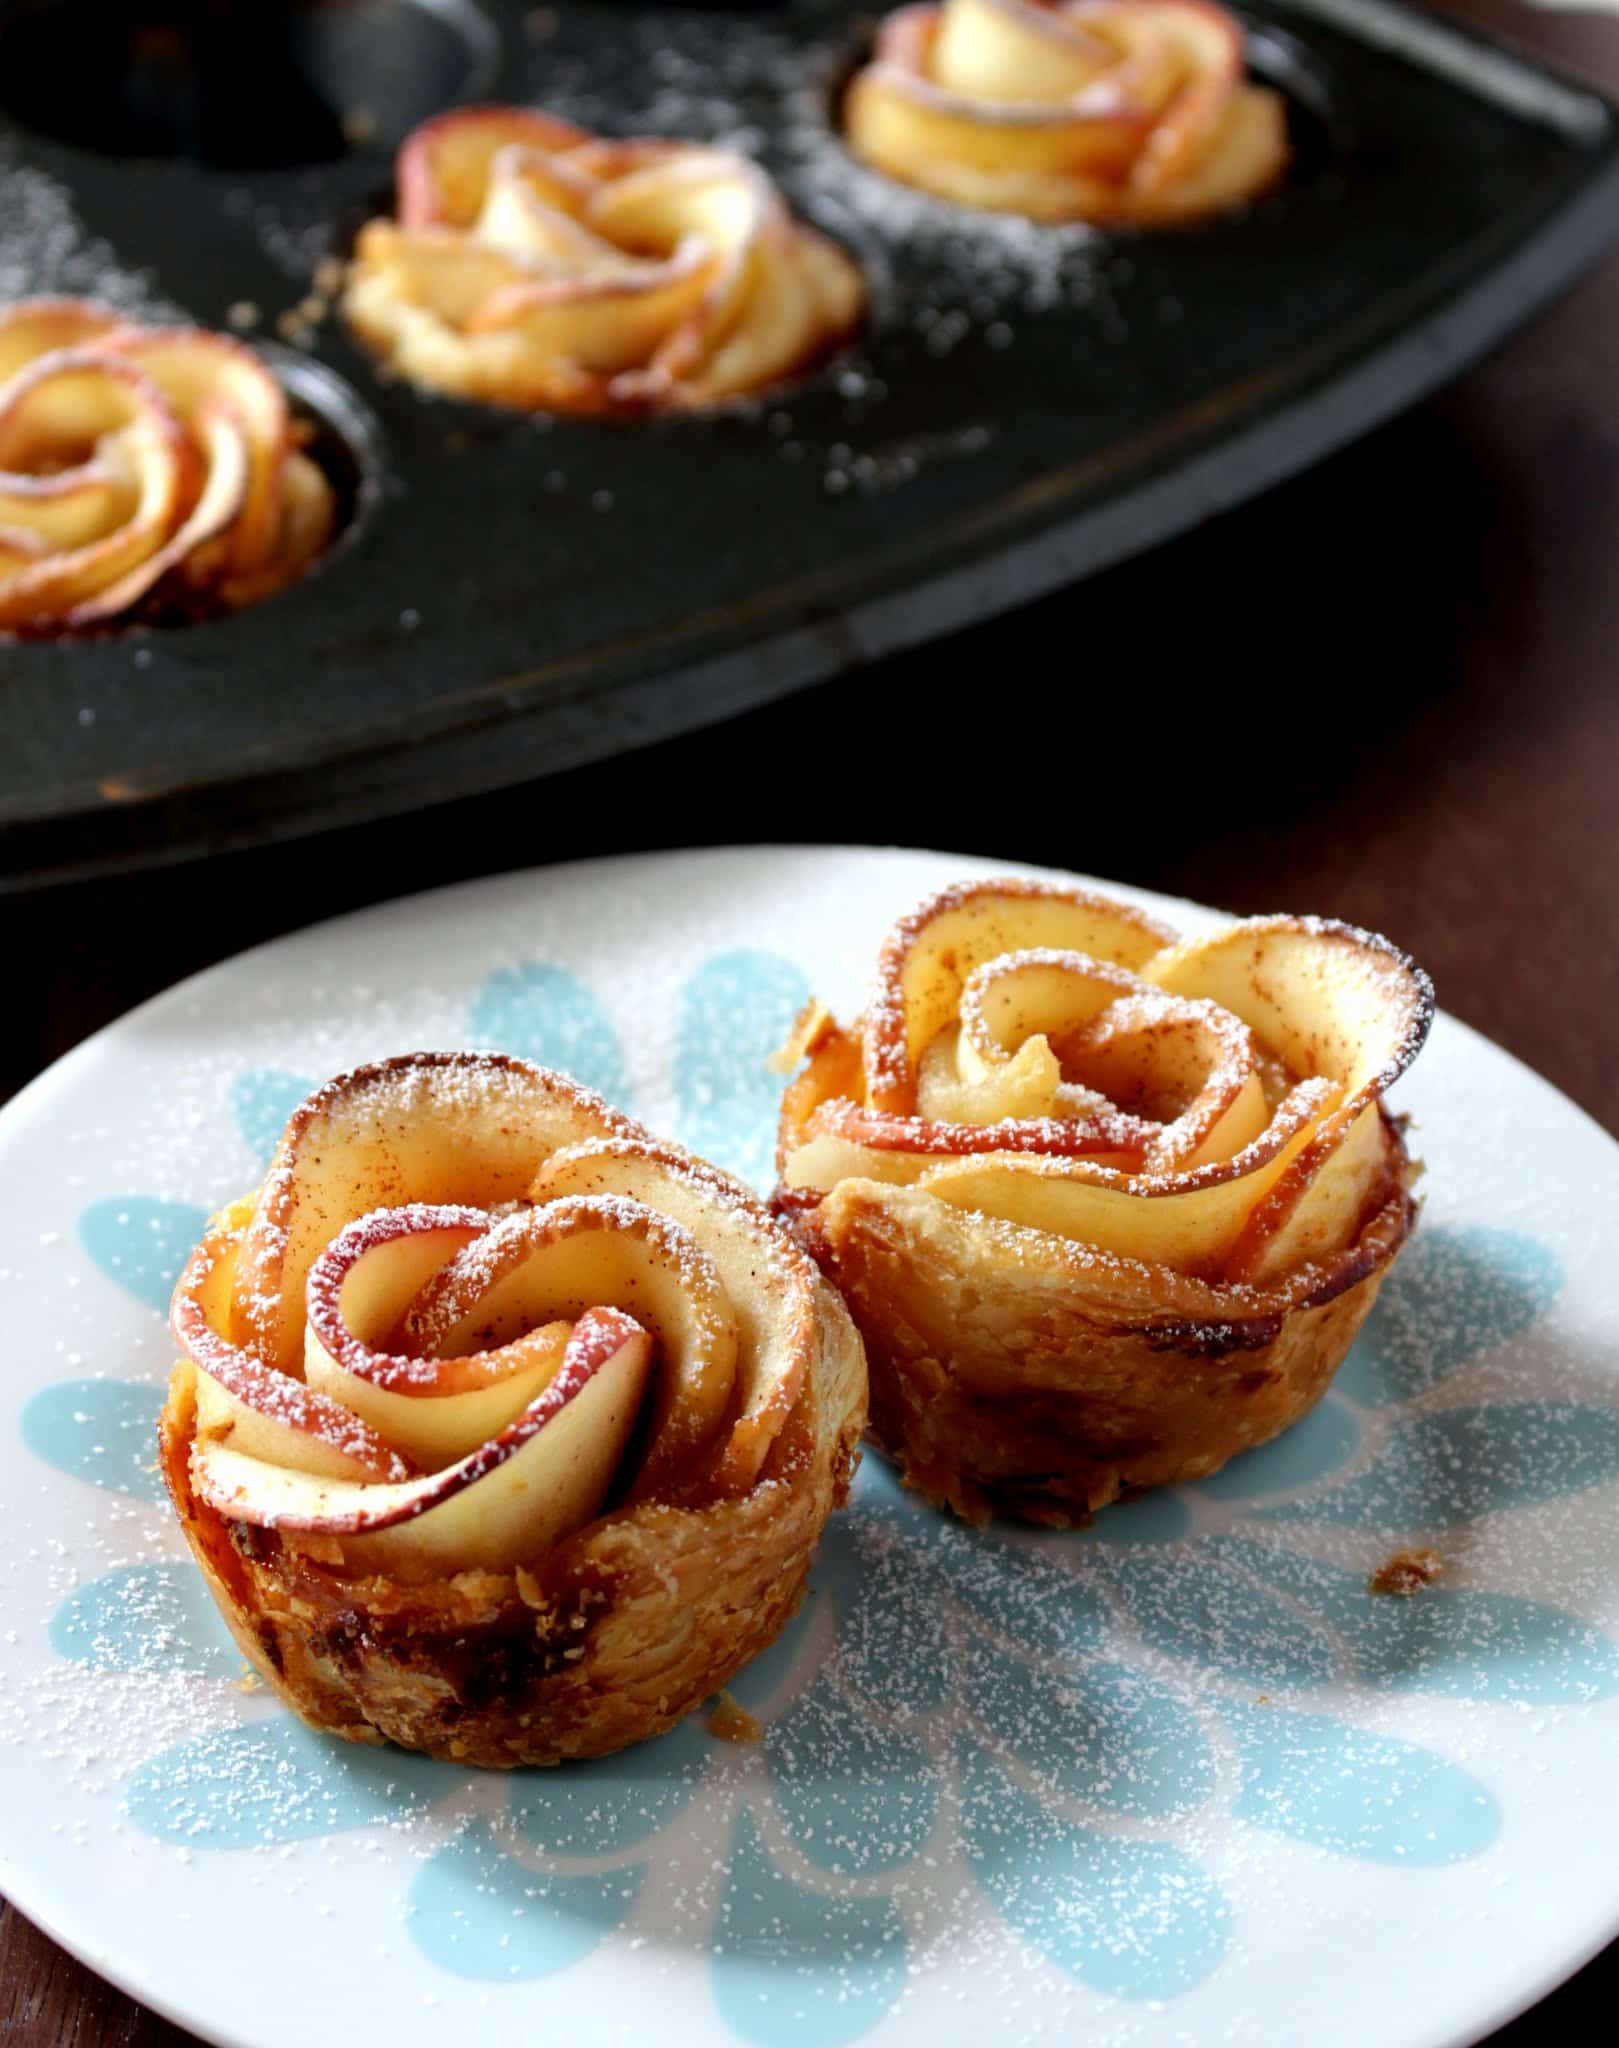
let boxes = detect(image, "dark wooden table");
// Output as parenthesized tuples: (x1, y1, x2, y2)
(4, 0, 1618, 2037)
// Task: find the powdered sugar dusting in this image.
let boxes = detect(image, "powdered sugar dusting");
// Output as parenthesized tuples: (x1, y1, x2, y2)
(0, 149, 183, 318)
(2, 848, 1618, 2048)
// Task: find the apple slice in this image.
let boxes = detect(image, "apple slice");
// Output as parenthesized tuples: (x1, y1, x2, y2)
(1144, 916, 1433, 1106)
(399, 1193, 737, 1492)
(301, 1202, 576, 1471)
(174, 1225, 411, 1483)
(0, 466, 133, 551)
(105, 327, 290, 578)
(851, 1075, 1339, 1274)
(661, 214, 827, 407)
(0, 528, 46, 574)
(0, 350, 190, 630)
(865, 881, 1175, 1113)
(924, 948, 1156, 1127)
(475, 146, 616, 267)
(1132, 80, 1287, 223)
(812, 1096, 1152, 1162)
(468, 241, 719, 378)
(349, 222, 533, 325)
(1227, 1094, 1397, 1285)
(916, 1023, 1072, 1125)
(955, 951, 1141, 1089)
(190, 1307, 654, 1579)
(1147, 916, 1431, 1281)
(930, 0, 1115, 102)
(65, 400, 250, 625)
(396, 104, 593, 228)
(527, 1138, 813, 1494)
(849, 13, 1150, 189)
(0, 297, 125, 384)
(233, 1053, 639, 1372)
(845, 0, 1286, 225)
(1055, 988, 1270, 1172)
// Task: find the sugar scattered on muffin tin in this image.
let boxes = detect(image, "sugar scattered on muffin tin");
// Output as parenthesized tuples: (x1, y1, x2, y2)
(476, 5, 1118, 496)
(505, 11, 1110, 327)
(0, 149, 182, 317)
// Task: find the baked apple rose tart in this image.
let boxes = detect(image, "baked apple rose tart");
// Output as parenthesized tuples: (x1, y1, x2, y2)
(845, 0, 1288, 224)
(0, 299, 333, 632)
(343, 107, 865, 414)
(774, 881, 1432, 1526)
(161, 1054, 866, 1767)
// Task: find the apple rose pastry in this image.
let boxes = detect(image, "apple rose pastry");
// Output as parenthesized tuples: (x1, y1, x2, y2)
(0, 298, 334, 632)
(844, 0, 1289, 224)
(161, 1054, 866, 1767)
(342, 106, 865, 413)
(775, 881, 1431, 1526)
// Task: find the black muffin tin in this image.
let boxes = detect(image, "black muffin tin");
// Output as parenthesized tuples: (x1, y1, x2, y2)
(1, 0, 1615, 887)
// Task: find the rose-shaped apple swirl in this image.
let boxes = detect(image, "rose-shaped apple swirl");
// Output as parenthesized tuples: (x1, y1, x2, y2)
(342, 106, 865, 414)
(775, 880, 1432, 1525)
(161, 1054, 866, 1766)
(0, 299, 334, 633)
(844, 0, 1289, 224)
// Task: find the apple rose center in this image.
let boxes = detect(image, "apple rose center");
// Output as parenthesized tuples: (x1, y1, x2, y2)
(930, 948, 1286, 1152)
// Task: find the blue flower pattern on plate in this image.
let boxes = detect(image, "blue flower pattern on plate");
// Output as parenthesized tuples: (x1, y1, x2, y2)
(27, 953, 1619, 2045)
(229, 1067, 314, 1168)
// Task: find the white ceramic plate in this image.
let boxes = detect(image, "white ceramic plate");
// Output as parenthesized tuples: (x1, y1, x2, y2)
(2, 845, 1617, 2048)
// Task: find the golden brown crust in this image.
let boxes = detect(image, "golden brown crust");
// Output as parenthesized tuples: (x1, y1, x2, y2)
(792, 1140, 1410, 1524)
(775, 881, 1431, 1526)
(162, 1055, 867, 1765)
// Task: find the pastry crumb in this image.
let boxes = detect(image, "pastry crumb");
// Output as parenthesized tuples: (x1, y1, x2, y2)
(708, 1692, 763, 1743)
(231, 1669, 262, 1694)
(768, 999, 837, 1074)
(1369, 1546, 1445, 1596)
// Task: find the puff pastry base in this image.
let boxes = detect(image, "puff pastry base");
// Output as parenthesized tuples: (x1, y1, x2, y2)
(161, 1312, 862, 1765)
(795, 1141, 1411, 1525)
